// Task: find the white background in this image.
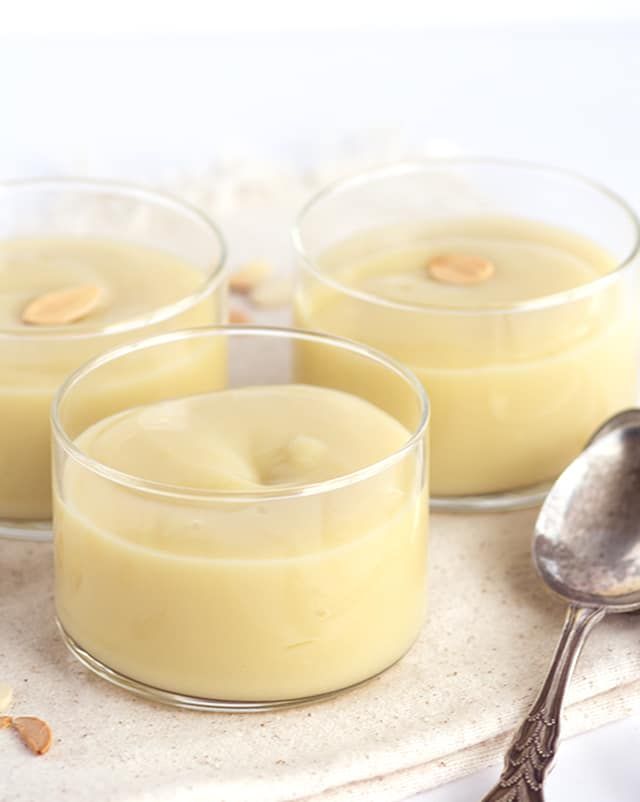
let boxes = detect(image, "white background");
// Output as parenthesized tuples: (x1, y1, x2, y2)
(3, 3, 640, 799)
(1, 7, 640, 213)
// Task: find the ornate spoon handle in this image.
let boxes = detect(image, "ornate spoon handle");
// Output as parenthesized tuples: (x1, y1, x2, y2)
(481, 604, 605, 802)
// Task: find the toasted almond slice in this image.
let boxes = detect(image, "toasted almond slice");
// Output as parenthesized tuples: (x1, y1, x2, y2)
(22, 285, 104, 325)
(250, 277, 294, 309)
(0, 682, 12, 713)
(229, 305, 252, 324)
(0, 715, 12, 729)
(229, 261, 273, 294)
(427, 253, 494, 285)
(12, 716, 52, 755)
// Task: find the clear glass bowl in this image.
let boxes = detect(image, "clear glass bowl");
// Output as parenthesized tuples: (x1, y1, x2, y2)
(293, 159, 640, 511)
(0, 178, 226, 540)
(52, 326, 430, 711)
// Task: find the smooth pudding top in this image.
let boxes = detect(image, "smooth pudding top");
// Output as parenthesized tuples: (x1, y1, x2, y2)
(56, 383, 427, 701)
(318, 216, 617, 310)
(0, 237, 208, 331)
(74, 384, 410, 493)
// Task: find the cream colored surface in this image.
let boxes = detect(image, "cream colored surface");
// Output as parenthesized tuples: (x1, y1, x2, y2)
(314, 218, 614, 308)
(0, 237, 222, 520)
(5, 509, 640, 801)
(296, 217, 639, 497)
(55, 385, 427, 701)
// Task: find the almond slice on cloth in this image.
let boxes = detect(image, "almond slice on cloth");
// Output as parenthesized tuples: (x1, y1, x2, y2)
(229, 261, 273, 294)
(250, 276, 294, 308)
(229, 306, 253, 324)
(12, 716, 53, 755)
(22, 285, 104, 325)
(0, 715, 12, 729)
(427, 253, 494, 285)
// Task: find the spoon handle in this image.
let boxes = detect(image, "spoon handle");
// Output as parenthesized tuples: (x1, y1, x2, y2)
(481, 604, 605, 802)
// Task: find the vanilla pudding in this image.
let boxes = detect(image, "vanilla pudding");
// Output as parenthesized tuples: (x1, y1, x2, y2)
(294, 164, 640, 508)
(55, 383, 428, 703)
(52, 327, 428, 707)
(0, 231, 223, 525)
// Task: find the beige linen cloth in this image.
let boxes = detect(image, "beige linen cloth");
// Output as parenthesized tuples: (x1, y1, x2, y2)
(3, 512, 640, 802)
(3, 155, 640, 801)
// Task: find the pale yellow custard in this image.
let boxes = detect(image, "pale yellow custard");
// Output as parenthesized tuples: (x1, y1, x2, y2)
(54, 385, 428, 701)
(296, 217, 639, 497)
(0, 237, 222, 521)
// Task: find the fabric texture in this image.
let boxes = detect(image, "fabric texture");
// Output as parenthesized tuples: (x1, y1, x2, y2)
(3, 512, 640, 802)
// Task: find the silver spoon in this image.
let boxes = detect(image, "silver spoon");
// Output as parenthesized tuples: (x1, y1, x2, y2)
(482, 409, 640, 802)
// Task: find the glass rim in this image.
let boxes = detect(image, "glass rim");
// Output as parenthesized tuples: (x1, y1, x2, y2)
(51, 325, 430, 502)
(0, 176, 227, 340)
(292, 157, 640, 317)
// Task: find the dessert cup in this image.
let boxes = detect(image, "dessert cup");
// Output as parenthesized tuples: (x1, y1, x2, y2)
(0, 178, 226, 538)
(52, 326, 430, 710)
(293, 160, 640, 510)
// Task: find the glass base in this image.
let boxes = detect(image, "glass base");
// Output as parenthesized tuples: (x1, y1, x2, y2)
(0, 518, 52, 541)
(431, 480, 551, 513)
(57, 621, 381, 712)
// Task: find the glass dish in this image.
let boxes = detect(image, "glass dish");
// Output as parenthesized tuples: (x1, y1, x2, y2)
(293, 159, 640, 510)
(0, 178, 226, 539)
(52, 326, 430, 711)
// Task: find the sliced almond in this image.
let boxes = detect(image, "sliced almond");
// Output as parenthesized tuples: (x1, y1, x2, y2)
(22, 285, 104, 325)
(12, 716, 52, 755)
(0, 715, 12, 730)
(250, 277, 294, 309)
(229, 261, 273, 294)
(0, 682, 12, 713)
(229, 305, 253, 324)
(427, 253, 494, 285)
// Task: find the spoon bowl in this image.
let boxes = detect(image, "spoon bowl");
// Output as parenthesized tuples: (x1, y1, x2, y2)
(535, 409, 640, 611)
